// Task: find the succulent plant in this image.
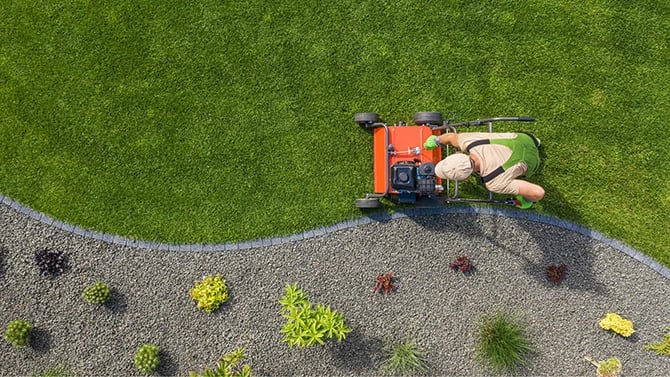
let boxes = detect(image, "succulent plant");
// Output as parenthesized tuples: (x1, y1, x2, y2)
(449, 255, 474, 274)
(33, 249, 67, 277)
(374, 273, 397, 294)
(545, 264, 568, 285)
(4, 319, 32, 347)
(82, 281, 112, 304)
(134, 343, 160, 374)
(189, 275, 229, 313)
(188, 348, 252, 377)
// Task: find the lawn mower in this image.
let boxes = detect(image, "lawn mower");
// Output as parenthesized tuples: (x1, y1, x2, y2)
(353, 112, 535, 209)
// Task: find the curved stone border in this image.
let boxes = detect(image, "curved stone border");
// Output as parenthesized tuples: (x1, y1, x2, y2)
(2, 193, 669, 280)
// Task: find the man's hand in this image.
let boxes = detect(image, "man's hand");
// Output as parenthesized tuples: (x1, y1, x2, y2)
(423, 135, 441, 150)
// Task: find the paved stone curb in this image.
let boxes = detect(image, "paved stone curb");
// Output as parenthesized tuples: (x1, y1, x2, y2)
(2, 193, 668, 280)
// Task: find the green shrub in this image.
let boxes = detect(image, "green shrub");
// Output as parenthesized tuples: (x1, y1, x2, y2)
(476, 312, 532, 373)
(82, 281, 111, 304)
(188, 348, 251, 377)
(3, 319, 32, 347)
(279, 283, 351, 348)
(134, 343, 160, 374)
(380, 339, 428, 376)
(190, 275, 229, 313)
(645, 329, 670, 356)
(597, 357, 622, 377)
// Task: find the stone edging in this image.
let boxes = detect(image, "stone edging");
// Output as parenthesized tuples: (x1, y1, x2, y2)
(2, 193, 668, 280)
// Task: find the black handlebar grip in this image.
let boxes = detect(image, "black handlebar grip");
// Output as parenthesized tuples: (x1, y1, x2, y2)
(518, 116, 536, 122)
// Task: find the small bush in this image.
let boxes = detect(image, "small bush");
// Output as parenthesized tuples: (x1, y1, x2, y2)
(545, 264, 568, 285)
(449, 255, 474, 274)
(188, 348, 251, 377)
(599, 313, 635, 337)
(597, 357, 622, 377)
(476, 312, 532, 373)
(134, 343, 160, 374)
(380, 339, 428, 376)
(374, 273, 396, 294)
(645, 329, 670, 356)
(33, 249, 67, 277)
(190, 274, 229, 313)
(4, 319, 32, 347)
(279, 283, 351, 348)
(82, 281, 111, 304)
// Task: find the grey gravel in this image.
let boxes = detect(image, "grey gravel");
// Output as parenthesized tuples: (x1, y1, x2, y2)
(1, 203, 669, 376)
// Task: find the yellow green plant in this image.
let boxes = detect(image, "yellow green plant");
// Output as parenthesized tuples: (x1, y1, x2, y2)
(188, 348, 251, 377)
(584, 356, 621, 377)
(190, 275, 229, 313)
(645, 329, 670, 356)
(599, 313, 634, 337)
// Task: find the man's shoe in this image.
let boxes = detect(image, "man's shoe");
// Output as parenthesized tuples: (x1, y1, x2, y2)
(513, 195, 533, 209)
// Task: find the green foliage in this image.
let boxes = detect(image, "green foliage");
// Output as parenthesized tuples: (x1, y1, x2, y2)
(645, 329, 670, 356)
(279, 283, 351, 348)
(476, 312, 532, 374)
(190, 275, 229, 313)
(597, 357, 622, 377)
(31, 364, 71, 377)
(188, 348, 252, 377)
(134, 343, 160, 375)
(380, 339, 428, 376)
(3, 319, 32, 347)
(82, 281, 111, 304)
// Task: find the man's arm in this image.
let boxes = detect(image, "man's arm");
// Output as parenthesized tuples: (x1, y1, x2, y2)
(424, 133, 460, 150)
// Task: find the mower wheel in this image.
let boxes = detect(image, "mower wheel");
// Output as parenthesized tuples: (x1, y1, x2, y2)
(355, 197, 382, 209)
(354, 112, 381, 128)
(413, 112, 443, 127)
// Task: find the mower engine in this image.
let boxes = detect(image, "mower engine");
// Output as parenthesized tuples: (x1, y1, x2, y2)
(390, 160, 437, 203)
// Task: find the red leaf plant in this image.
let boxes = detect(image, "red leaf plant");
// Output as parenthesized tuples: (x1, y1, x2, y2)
(545, 264, 568, 285)
(374, 273, 397, 294)
(449, 255, 474, 274)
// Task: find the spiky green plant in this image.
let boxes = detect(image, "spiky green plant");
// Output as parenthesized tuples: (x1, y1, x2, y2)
(476, 312, 532, 373)
(134, 343, 160, 374)
(379, 339, 428, 376)
(82, 281, 111, 304)
(3, 319, 32, 347)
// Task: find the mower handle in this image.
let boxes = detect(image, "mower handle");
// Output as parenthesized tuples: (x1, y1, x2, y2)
(432, 116, 535, 130)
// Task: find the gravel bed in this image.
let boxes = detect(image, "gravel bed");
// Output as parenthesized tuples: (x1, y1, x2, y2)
(1, 203, 669, 376)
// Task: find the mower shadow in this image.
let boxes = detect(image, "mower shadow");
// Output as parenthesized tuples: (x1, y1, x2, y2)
(408, 180, 605, 293)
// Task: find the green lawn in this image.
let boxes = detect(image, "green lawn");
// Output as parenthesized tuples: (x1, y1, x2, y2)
(0, 1, 668, 266)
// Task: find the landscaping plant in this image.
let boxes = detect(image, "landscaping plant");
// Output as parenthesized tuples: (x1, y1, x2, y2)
(545, 264, 568, 285)
(188, 348, 251, 377)
(133, 343, 160, 375)
(476, 312, 532, 373)
(33, 249, 66, 277)
(374, 272, 396, 294)
(190, 274, 229, 313)
(645, 329, 670, 356)
(279, 283, 351, 348)
(3, 319, 32, 347)
(449, 255, 474, 274)
(379, 339, 428, 376)
(599, 313, 635, 338)
(82, 281, 111, 304)
(584, 356, 622, 377)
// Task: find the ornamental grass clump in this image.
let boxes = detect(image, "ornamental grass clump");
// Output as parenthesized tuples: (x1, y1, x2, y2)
(599, 313, 635, 338)
(190, 274, 229, 313)
(645, 329, 670, 356)
(279, 283, 351, 348)
(134, 343, 160, 374)
(188, 348, 251, 377)
(82, 281, 111, 304)
(33, 249, 66, 277)
(379, 339, 428, 376)
(3, 319, 32, 347)
(476, 312, 532, 373)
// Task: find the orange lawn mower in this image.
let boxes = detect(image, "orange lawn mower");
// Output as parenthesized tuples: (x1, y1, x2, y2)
(353, 112, 536, 209)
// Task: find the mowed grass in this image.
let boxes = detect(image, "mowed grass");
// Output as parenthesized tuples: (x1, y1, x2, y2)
(0, 1, 668, 266)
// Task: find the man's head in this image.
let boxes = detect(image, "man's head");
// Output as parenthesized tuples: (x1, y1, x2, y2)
(435, 153, 473, 181)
